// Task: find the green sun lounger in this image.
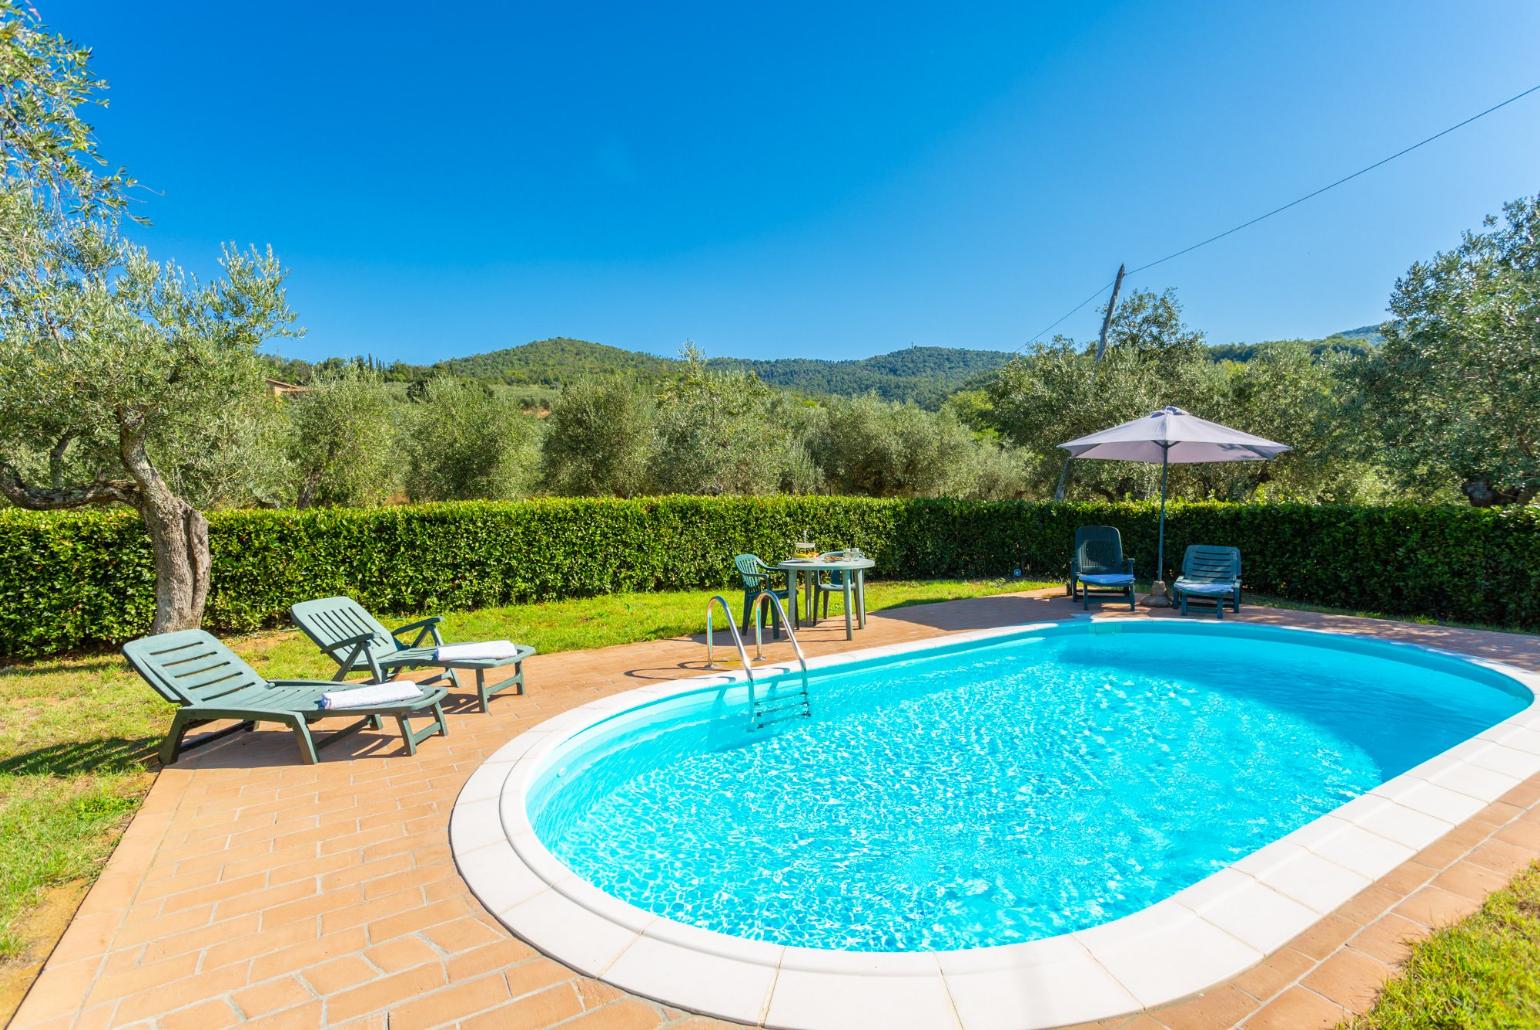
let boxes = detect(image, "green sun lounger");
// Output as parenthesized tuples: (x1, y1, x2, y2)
(1172, 544, 1242, 618)
(289, 596, 535, 713)
(123, 629, 448, 765)
(1070, 525, 1136, 610)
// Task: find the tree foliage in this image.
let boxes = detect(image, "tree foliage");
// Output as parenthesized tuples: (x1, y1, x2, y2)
(647, 346, 819, 495)
(805, 394, 1024, 499)
(0, 0, 135, 217)
(286, 367, 398, 507)
(1354, 194, 1540, 506)
(402, 378, 540, 502)
(540, 377, 655, 497)
(988, 290, 1215, 499)
(0, 3, 298, 631)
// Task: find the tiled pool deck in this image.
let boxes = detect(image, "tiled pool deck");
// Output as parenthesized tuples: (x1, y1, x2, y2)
(13, 590, 1540, 1029)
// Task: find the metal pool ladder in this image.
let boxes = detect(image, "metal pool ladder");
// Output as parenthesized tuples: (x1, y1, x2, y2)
(704, 593, 812, 730)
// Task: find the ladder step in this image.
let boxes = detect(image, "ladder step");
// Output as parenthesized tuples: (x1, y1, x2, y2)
(754, 708, 810, 729)
(753, 698, 809, 716)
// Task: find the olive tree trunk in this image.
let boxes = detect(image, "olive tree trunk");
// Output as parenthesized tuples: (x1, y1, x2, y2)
(133, 488, 211, 633)
(119, 428, 211, 633)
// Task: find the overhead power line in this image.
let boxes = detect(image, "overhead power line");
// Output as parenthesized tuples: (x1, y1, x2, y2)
(1016, 80, 1540, 352)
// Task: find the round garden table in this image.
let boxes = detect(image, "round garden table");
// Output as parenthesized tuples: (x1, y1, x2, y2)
(774, 556, 875, 640)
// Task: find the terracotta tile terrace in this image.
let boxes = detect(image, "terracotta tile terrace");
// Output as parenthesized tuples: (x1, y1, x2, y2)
(13, 589, 1540, 1029)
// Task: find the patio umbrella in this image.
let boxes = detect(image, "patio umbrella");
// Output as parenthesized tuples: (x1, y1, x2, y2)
(1058, 407, 1290, 604)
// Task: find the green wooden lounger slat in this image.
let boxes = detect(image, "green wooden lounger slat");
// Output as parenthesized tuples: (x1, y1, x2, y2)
(124, 629, 448, 765)
(290, 597, 535, 713)
(1172, 544, 1242, 618)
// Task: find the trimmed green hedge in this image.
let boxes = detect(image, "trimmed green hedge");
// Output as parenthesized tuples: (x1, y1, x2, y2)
(2, 497, 1537, 659)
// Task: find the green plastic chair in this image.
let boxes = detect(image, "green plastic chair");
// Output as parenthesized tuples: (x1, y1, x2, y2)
(734, 553, 796, 638)
(1173, 545, 1242, 618)
(1070, 525, 1136, 610)
(812, 549, 863, 619)
(288, 597, 535, 713)
(123, 629, 447, 766)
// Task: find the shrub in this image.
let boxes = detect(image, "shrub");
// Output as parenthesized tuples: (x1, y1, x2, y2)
(0, 498, 1535, 659)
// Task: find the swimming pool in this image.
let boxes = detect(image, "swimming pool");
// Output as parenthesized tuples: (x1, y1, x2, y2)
(452, 619, 1540, 1027)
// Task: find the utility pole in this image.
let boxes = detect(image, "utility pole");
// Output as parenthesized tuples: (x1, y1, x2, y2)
(1092, 263, 1126, 363)
(1054, 263, 1125, 501)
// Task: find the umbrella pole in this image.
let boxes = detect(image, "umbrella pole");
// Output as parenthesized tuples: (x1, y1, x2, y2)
(1144, 448, 1172, 608)
(1158, 450, 1168, 579)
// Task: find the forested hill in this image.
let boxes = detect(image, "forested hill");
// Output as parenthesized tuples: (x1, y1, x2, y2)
(432, 337, 672, 385)
(708, 347, 1014, 407)
(1206, 331, 1378, 363)
(265, 328, 1380, 407)
(436, 340, 1014, 405)
(265, 338, 1018, 407)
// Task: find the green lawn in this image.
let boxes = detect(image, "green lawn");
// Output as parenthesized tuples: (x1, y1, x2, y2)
(0, 577, 1040, 967)
(1346, 862, 1540, 1029)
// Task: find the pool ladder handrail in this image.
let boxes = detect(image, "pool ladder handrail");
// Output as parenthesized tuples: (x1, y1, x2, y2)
(702, 593, 812, 730)
(704, 595, 755, 677)
(747, 590, 812, 729)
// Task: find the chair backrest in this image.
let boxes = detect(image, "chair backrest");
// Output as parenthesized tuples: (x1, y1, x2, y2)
(122, 629, 269, 708)
(1182, 545, 1241, 583)
(289, 596, 400, 666)
(734, 554, 769, 589)
(1074, 526, 1126, 574)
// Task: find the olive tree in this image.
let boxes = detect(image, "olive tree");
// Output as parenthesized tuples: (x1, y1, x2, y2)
(0, 4, 298, 632)
(0, 227, 297, 631)
(540, 377, 655, 496)
(1354, 195, 1540, 506)
(646, 346, 819, 495)
(804, 394, 985, 497)
(988, 290, 1211, 499)
(286, 367, 400, 507)
(1206, 342, 1387, 502)
(402, 379, 540, 501)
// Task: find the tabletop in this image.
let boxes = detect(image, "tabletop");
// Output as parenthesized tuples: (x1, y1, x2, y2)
(774, 556, 875, 572)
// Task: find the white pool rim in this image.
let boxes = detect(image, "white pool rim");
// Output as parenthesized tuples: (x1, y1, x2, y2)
(449, 618, 1540, 1030)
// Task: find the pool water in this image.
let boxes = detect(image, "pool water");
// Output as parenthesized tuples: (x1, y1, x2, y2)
(529, 623, 1528, 952)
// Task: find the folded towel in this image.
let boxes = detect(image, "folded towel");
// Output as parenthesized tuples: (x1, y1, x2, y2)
(435, 640, 521, 662)
(319, 681, 423, 710)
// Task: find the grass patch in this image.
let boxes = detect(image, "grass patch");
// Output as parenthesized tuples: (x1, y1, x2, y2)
(1346, 862, 1540, 1029)
(0, 577, 1042, 966)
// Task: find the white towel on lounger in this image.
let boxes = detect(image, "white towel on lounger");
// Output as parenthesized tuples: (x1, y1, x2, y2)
(435, 640, 521, 662)
(319, 681, 422, 709)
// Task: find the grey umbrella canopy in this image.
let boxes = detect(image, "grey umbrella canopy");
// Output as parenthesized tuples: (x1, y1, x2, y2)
(1058, 407, 1290, 596)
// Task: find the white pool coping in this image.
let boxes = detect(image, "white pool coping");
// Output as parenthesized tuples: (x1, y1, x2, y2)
(449, 618, 1540, 1030)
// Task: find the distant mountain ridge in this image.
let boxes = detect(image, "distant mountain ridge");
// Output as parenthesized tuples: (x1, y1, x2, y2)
(710, 346, 1013, 407)
(433, 337, 671, 385)
(425, 338, 1012, 407)
(266, 326, 1382, 407)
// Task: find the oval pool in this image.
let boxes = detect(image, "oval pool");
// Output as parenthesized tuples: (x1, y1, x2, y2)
(523, 621, 1531, 954)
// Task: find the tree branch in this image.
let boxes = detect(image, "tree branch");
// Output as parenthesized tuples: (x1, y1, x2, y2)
(0, 460, 136, 509)
(48, 431, 74, 488)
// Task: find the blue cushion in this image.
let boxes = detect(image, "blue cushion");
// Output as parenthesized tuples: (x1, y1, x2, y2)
(1078, 573, 1134, 586)
(1174, 580, 1235, 595)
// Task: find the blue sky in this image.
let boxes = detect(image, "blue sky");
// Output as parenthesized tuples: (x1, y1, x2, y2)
(58, 1, 1540, 363)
